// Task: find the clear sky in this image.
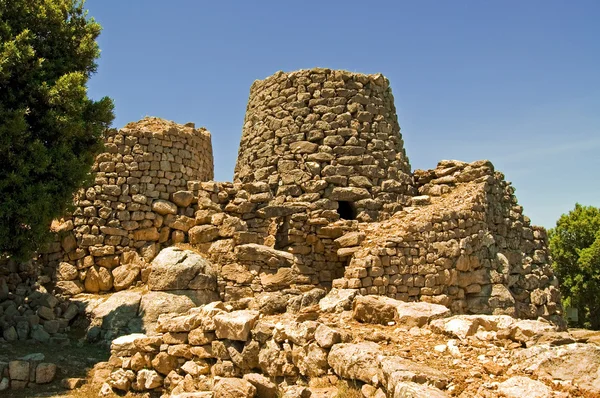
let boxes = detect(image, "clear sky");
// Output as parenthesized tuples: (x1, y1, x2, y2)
(85, 0, 600, 229)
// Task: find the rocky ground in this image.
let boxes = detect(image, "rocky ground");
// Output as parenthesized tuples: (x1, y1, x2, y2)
(1, 291, 600, 397)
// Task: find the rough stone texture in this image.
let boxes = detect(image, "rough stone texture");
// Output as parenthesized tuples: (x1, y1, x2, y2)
(327, 342, 381, 384)
(512, 343, 600, 394)
(35, 363, 57, 384)
(148, 247, 217, 291)
(497, 376, 552, 398)
(214, 310, 259, 341)
(234, 69, 415, 223)
(392, 381, 449, 398)
(213, 377, 256, 398)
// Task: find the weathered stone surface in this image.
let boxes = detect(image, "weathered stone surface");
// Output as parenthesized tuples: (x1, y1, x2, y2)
(214, 310, 259, 341)
(139, 291, 209, 333)
(87, 290, 142, 336)
(236, 244, 294, 267)
(513, 343, 600, 394)
(319, 289, 358, 313)
(148, 247, 216, 291)
(292, 342, 329, 377)
(189, 225, 220, 244)
(35, 363, 57, 384)
(258, 339, 297, 377)
(152, 199, 178, 215)
(112, 262, 140, 291)
(353, 295, 400, 325)
(9, 360, 30, 381)
(260, 268, 296, 290)
(172, 191, 195, 207)
(380, 356, 449, 390)
(314, 324, 342, 348)
(57, 262, 78, 281)
(335, 232, 366, 248)
(107, 369, 135, 391)
(213, 377, 256, 398)
(327, 342, 381, 384)
(392, 381, 449, 398)
(243, 373, 278, 398)
(497, 376, 552, 398)
(151, 352, 179, 376)
(136, 369, 163, 390)
(395, 301, 451, 327)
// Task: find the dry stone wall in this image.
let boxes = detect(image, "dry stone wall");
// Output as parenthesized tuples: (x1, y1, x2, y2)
(234, 69, 416, 223)
(332, 160, 563, 325)
(40, 118, 213, 297)
(0, 69, 566, 337)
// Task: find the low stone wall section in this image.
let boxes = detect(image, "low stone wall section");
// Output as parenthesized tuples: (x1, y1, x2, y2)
(332, 160, 563, 324)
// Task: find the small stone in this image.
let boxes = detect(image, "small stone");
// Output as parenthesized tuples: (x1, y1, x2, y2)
(214, 310, 259, 341)
(151, 199, 178, 215)
(36, 363, 57, 384)
(61, 377, 85, 389)
(9, 360, 30, 381)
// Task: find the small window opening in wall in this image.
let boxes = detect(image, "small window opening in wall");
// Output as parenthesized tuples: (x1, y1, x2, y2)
(337, 201, 357, 220)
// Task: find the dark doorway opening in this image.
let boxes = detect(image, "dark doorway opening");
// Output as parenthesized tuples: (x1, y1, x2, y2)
(337, 201, 357, 220)
(274, 217, 290, 250)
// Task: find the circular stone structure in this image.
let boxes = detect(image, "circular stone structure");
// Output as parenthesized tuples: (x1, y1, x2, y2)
(234, 68, 415, 221)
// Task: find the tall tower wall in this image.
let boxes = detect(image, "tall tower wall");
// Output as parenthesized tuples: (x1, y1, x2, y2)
(234, 68, 415, 222)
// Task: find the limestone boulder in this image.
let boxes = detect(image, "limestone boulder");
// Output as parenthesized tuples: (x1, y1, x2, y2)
(353, 295, 400, 325)
(151, 352, 179, 376)
(236, 244, 294, 267)
(139, 291, 214, 333)
(136, 369, 163, 390)
(87, 290, 143, 336)
(258, 339, 298, 377)
(148, 247, 216, 291)
(172, 191, 195, 207)
(430, 315, 483, 340)
(243, 373, 278, 398)
(510, 319, 557, 343)
(214, 310, 259, 341)
(151, 199, 178, 215)
(512, 343, 600, 394)
(260, 268, 297, 291)
(380, 356, 449, 391)
(327, 342, 381, 384)
(314, 324, 342, 348)
(292, 342, 329, 377)
(395, 300, 451, 327)
(112, 262, 140, 291)
(213, 377, 256, 398)
(497, 376, 552, 398)
(319, 289, 358, 313)
(392, 381, 449, 398)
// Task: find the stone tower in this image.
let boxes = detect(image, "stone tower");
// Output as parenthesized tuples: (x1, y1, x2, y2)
(234, 68, 415, 222)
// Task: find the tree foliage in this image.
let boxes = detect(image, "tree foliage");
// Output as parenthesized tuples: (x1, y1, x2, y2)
(549, 204, 600, 329)
(0, 0, 114, 259)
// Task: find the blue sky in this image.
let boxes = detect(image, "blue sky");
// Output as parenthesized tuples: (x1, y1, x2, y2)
(85, 0, 600, 229)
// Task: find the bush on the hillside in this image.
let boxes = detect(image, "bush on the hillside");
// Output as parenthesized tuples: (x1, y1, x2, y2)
(0, 0, 114, 259)
(549, 204, 600, 329)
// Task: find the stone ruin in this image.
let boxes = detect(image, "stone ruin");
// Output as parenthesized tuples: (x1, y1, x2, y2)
(0, 68, 580, 396)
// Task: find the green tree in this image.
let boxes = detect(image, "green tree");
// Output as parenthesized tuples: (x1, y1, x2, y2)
(549, 204, 600, 329)
(0, 0, 113, 259)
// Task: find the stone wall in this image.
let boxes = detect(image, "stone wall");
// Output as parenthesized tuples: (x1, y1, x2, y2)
(0, 69, 565, 334)
(43, 118, 214, 296)
(332, 160, 563, 324)
(234, 69, 415, 223)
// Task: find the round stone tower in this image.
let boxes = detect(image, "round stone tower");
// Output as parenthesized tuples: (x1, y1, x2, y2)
(234, 68, 415, 221)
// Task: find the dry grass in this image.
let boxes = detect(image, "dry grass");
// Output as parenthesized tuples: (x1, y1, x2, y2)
(335, 380, 362, 398)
